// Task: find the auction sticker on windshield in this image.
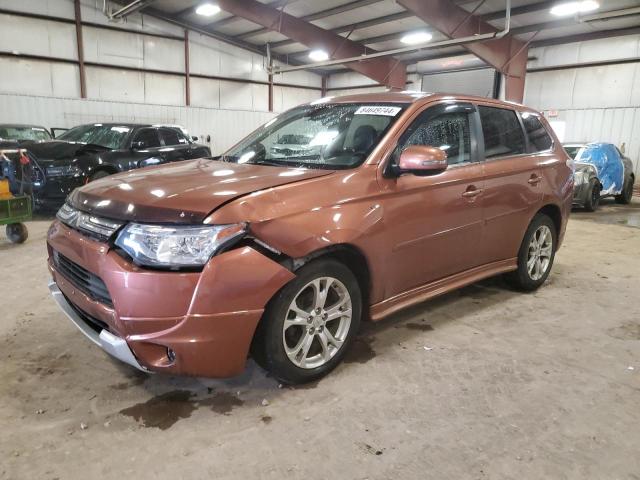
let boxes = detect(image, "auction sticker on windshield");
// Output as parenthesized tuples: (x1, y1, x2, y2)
(354, 106, 402, 116)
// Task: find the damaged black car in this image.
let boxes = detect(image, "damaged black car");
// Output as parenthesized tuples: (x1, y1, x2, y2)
(28, 123, 211, 209)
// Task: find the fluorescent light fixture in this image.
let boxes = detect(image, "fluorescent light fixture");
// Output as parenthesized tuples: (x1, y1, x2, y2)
(195, 3, 220, 16)
(550, 1, 599, 16)
(309, 49, 330, 62)
(400, 31, 433, 45)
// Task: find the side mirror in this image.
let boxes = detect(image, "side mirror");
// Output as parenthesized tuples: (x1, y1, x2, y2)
(191, 136, 198, 142)
(131, 141, 146, 150)
(396, 145, 448, 176)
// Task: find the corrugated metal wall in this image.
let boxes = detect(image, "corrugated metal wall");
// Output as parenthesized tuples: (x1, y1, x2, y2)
(0, 0, 321, 150)
(525, 35, 640, 176)
(0, 93, 275, 154)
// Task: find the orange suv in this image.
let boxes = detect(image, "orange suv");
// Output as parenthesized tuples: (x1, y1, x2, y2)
(47, 93, 573, 384)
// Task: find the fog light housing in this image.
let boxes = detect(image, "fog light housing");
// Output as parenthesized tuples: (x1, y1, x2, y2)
(167, 348, 176, 362)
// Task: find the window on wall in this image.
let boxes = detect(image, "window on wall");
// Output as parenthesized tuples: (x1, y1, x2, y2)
(479, 106, 526, 158)
(399, 111, 472, 165)
(520, 112, 553, 152)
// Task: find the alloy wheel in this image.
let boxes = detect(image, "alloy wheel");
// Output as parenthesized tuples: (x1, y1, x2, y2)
(282, 277, 352, 369)
(527, 225, 553, 281)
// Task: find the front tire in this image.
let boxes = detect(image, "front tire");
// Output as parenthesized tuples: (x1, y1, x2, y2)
(252, 258, 362, 384)
(505, 213, 557, 292)
(615, 177, 634, 204)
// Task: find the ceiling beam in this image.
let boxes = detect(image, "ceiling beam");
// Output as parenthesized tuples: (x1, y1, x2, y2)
(216, 0, 407, 88)
(282, 1, 560, 57)
(206, 0, 292, 29)
(397, 0, 528, 102)
(237, 0, 385, 40)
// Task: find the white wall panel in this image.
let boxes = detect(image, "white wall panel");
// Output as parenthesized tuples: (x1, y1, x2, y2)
(83, 26, 144, 68)
(0, 0, 74, 18)
(85, 66, 145, 103)
(144, 36, 184, 72)
(328, 72, 378, 89)
(0, 58, 79, 97)
(145, 73, 184, 106)
(190, 77, 221, 108)
(0, 93, 275, 153)
(0, 13, 77, 60)
(272, 86, 319, 112)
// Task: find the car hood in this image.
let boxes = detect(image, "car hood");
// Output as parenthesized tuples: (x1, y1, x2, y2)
(27, 141, 110, 164)
(68, 158, 334, 223)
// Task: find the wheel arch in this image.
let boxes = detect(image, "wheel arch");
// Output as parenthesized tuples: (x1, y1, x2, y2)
(536, 203, 562, 237)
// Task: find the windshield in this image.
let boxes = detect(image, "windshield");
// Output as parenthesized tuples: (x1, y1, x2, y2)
(223, 103, 408, 169)
(58, 124, 132, 149)
(0, 126, 51, 142)
(564, 145, 583, 160)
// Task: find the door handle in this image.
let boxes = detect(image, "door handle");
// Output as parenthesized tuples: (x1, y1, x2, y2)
(528, 175, 541, 185)
(462, 187, 483, 198)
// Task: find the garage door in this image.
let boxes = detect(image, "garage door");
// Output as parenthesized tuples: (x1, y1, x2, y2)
(421, 68, 497, 98)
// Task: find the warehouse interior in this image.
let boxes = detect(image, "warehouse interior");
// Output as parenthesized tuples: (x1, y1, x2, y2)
(1, 0, 640, 478)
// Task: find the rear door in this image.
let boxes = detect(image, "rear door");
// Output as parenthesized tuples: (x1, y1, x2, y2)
(477, 105, 546, 264)
(159, 128, 192, 163)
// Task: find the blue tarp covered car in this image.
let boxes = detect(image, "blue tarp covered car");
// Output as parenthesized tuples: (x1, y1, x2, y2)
(564, 142, 635, 211)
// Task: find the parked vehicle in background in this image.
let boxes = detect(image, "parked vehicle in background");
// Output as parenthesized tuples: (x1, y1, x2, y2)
(27, 123, 211, 209)
(565, 142, 635, 211)
(47, 93, 572, 384)
(0, 124, 52, 147)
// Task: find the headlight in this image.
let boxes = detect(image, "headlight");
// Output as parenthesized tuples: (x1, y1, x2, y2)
(115, 223, 246, 268)
(46, 165, 83, 177)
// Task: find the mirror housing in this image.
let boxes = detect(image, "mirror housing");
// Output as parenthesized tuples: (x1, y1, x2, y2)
(131, 141, 146, 150)
(191, 136, 199, 142)
(395, 145, 448, 176)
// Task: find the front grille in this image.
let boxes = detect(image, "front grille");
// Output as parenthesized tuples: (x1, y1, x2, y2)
(53, 251, 114, 307)
(56, 203, 124, 242)
(65, 294, 110, 333)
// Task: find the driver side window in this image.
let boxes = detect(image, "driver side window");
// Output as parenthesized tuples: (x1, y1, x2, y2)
(133, 129, 161, 149)
(396, 110, 472, 166)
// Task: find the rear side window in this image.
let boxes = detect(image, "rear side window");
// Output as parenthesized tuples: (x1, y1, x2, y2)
(133, 129, 160, 148)
(479, 106, 526, 159)
(521, 112, 553, 152)
(159, 128, 188, 146)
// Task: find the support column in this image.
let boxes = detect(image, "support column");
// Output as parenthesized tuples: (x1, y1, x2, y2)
(184, 29, 191, 106)
(74, 0, 87, 98)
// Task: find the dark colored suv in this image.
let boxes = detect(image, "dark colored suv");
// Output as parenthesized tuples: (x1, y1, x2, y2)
(28, 123, 210, 209)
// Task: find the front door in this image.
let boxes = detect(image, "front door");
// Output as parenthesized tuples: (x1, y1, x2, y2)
(379, 102, 485, 298)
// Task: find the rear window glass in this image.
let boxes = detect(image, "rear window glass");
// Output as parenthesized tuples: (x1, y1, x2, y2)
(521, 112, 553, 152)
(479, 106, 526, 158)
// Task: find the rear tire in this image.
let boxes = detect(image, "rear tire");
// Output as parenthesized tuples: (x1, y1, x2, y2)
(251, 258, 362, 385)
(583, 178, 600, 212)
(6, 223, 28, 244)
(615, 177, 634, 204)
(505, 213, 557, 292)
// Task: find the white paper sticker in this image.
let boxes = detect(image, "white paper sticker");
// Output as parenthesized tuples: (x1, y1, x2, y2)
(354, 106, 402, 116)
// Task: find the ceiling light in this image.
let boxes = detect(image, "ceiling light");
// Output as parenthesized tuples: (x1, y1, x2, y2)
(195, 3, 220, 16)
(550, 1, 599, 16)
(400, 31, 433, 45)
(309, 50, 329, 62)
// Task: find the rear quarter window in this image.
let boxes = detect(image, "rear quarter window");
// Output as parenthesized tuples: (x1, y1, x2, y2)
(479, 105, 526, 159)
(521, 112, 553, 152)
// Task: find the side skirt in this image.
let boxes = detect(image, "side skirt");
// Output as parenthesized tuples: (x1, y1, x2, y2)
(369, 258, 517, 321)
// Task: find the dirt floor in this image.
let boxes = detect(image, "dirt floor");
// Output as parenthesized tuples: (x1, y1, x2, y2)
(1, 200, 639, 480)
